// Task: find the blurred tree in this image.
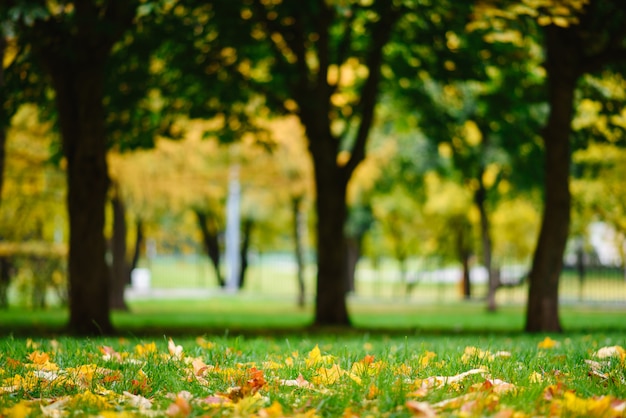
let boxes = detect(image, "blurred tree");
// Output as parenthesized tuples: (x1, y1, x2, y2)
(177, 0, 405, 325)
(474, 0, 626, 331)
(0, 104, 66, 308)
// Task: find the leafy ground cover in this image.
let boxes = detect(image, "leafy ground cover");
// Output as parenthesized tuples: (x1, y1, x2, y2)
(1, 333, 625, 417)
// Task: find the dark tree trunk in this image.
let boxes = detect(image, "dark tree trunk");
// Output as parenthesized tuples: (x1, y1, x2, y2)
(109, 185, 129, 311)
(237, 218, 253, 289)
(30, 8, 135, 334)
(525, 25, 579, 333)
(292, 196, 306, 307)
(0, 257, 11, 309)
(0, 36, 6, 204)
(345, 236, 360, 294)
(195, 210, 225, 287)
(130, 218, 144, 275)
(457, 227, 471, 300)
(58, 67, 113, 334)
(312, 165, 351, 326)
(475, 172, 497, 311)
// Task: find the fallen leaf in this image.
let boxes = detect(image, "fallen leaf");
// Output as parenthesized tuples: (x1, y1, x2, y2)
(537, 337, 559, 349)
(280, 373, 314, 389)
(406, 400, 437, 417)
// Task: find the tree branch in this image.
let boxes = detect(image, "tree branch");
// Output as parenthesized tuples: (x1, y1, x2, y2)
(342, 0, 401, 179)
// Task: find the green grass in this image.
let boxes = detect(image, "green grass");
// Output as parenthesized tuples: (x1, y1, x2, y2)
(0, 332, 625, 417)
(1, 295, 625, 337)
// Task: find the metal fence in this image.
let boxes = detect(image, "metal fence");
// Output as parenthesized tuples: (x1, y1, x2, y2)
(125, 253, 626, 306)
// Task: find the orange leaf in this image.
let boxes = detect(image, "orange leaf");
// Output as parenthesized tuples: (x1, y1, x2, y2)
(406, 400, 437, 417)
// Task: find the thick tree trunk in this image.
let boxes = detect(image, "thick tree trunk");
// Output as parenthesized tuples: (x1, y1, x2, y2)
(110, 185, 129, 311)
(312, 163, 350, 326)
(195, 210, 225, 287)
(38, 56, 114, 334)
(525, 25, 579, 333)
(292, 196, 306, 307)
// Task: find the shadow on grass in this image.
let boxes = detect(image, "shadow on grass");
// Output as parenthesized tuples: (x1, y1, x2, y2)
(1, 298, 625, 338)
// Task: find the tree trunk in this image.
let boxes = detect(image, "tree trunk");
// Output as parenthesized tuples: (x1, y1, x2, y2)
(345, 236, 360, 294)
(62, 72, 113, 334)
(475, 172, 497, 311)
(109, 185, 129, 311)
(292, 196, 306, 307)
(195, 210, 225, 287)
(0, 35, 6, 205)
(312, 160, 351, 326)
(130, 218, 144, 275)
(457, 226, 471, 300)
(525, 25, 579, 333)
(237, 218, 253, 289)
(0, 257, 11, 309)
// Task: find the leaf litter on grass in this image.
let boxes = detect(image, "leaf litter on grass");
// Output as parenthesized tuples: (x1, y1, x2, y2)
(0, 336, 624, 417)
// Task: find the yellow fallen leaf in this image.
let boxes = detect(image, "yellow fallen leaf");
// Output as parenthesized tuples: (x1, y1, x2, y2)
(2, 400, 32, 418)
(313, 364, 345, 385)
(537, 337, 559, 349)
(305, 345, 333, 367)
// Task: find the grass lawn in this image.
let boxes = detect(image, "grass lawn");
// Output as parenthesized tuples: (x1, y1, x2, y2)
(0, 332, 625, 416)
(1, 295, 626, 336)
(1, 296, 625, 416)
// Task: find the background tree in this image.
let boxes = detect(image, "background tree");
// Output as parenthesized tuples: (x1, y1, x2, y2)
(178, 0, 405, 325)
(472, 0, 626, 331)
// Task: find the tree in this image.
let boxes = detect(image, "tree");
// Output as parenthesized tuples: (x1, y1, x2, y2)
(15, 1, 140, 334)
(220, 0, 402, 325)
(474, 0, 626, 331)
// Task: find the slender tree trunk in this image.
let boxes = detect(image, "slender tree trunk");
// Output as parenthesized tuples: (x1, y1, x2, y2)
(457, 225, 471, 299)
(0, 36, 6, 204)
(525, 25, 579, 333)
(109, 184, 129, 311)
(345, 236, 360, 294)
(195, 210, 225, 287)
(292, 196, 306, 307)
(475, 172, 497, 311)
(130, 219, 144, 275)
(237, 218, 253, 289)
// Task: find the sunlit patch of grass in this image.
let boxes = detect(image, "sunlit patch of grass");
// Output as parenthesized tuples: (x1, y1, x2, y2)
(0, 334, 625, 416)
